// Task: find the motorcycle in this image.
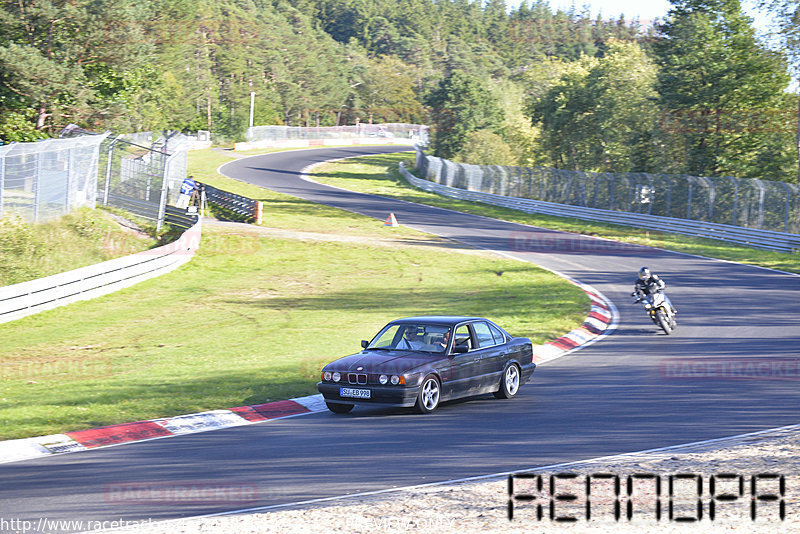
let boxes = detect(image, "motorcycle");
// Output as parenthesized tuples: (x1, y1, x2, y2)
(632, 290, 677, 335)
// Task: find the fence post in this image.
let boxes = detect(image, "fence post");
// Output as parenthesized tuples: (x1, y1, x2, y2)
(608, 174, 615, 210)
(726, 176, 737, 226)
(0, 147, 5, 217)
(156, 149, 170, 233)
(779, 181, 791, 233)
(753, 178, 766, 229)
(666, 177, 673, 218)
(686, 179, 693, 220)
(33, 151, 41, 223)
(65, 145, 74, 215)
(103, 138, 116, 206)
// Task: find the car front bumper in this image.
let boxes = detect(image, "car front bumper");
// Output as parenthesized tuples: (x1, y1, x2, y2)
(317, 382, 420, 408)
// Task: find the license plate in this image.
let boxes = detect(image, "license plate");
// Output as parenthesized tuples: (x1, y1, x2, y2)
(340, 387, 371, 399)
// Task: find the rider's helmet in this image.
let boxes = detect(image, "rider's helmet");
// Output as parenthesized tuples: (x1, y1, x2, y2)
(638, 267, 651, 280)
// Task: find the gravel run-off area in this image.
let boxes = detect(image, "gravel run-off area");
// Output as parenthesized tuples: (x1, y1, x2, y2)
(111, 424, 800, 534)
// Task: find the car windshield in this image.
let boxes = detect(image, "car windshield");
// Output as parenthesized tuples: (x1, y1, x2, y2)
(368, 324, 451, 353)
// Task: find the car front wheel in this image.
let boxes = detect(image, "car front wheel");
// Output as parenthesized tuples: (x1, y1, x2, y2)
(493, 363, 521, 399)
(415, 375, 441, 414)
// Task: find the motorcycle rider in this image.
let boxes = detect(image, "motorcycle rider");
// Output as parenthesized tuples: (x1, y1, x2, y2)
(633, 267, 676, 315)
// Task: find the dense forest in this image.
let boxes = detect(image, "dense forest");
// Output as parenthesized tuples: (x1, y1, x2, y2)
(1, 0, 798, 182)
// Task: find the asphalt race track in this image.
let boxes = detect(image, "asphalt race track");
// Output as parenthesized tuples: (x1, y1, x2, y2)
(2, 146, 799, 532)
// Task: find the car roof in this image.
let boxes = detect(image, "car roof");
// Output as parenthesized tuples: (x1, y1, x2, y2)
(389, 316, 490, 327)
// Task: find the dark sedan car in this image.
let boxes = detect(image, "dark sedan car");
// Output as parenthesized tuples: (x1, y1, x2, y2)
(317, 316, 535, 414)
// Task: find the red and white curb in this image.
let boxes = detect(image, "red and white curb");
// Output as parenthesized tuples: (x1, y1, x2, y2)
(532, 279, 617, 365)
(0, 287, 616, 465)
(0, 395, 326, 465)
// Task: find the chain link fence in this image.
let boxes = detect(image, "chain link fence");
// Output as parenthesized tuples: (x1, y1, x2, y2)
(415, 149, 800, 234)
(246, 123, 429, 144)
(0, 135, 109, 223)
(97, 132, 194, 230)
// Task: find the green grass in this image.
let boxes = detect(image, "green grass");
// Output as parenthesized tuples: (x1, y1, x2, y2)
(0, 208, 158, 287)
(306, 152, 800, 275)
(0, 151, 589, 440)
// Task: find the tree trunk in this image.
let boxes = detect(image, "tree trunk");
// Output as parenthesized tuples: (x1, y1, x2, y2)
(35, 103, 48, 130)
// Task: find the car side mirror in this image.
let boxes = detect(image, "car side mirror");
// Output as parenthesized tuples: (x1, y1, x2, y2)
(361, 340, 369, 349)
(453, 344, 469, 353)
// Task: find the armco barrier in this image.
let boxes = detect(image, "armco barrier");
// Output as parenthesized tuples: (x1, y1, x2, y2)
(399, 163, 800, 253)
(104, 193, 199, 230)
(0, 219, 202, 325)
(202, 183, 262, 223)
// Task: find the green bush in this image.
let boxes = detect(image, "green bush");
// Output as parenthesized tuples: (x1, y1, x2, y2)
(453, 129, 516, 166)
(0, 209, 157, 286)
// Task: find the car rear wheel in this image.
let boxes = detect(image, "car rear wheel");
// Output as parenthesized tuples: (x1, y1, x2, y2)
(326, 402, 354, 414)
(415, 375, 441, 414)
(494, 363, 521, 399)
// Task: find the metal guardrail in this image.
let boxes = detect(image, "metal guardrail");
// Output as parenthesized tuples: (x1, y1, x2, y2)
(399, 163, 800, 253)
(105, 192, 160, 220)
(104, 193, 199, 230)
(164, 205, 200, 230)
(0, 219, 202, 325)
(202, 183, 262, 223)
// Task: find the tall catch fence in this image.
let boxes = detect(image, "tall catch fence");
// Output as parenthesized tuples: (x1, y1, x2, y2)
(97, 132, 195, 230)
(246, 123, 429, 144)
(0, 135, 109, 223)
(415, 149, 800, 235)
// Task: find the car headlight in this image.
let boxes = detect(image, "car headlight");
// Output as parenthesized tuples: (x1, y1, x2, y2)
(391, 375, 401, 385)
(379, 374, 388, 385)
(332, 372, 341, 382)
(323, 371, 332, 381)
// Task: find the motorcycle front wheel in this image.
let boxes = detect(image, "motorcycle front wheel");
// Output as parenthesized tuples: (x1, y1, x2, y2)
(655, 309, 672, 335)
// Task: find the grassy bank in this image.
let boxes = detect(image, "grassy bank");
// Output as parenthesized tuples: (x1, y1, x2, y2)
(0, 209, 158, 287)
(0, 153, 589, 439)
